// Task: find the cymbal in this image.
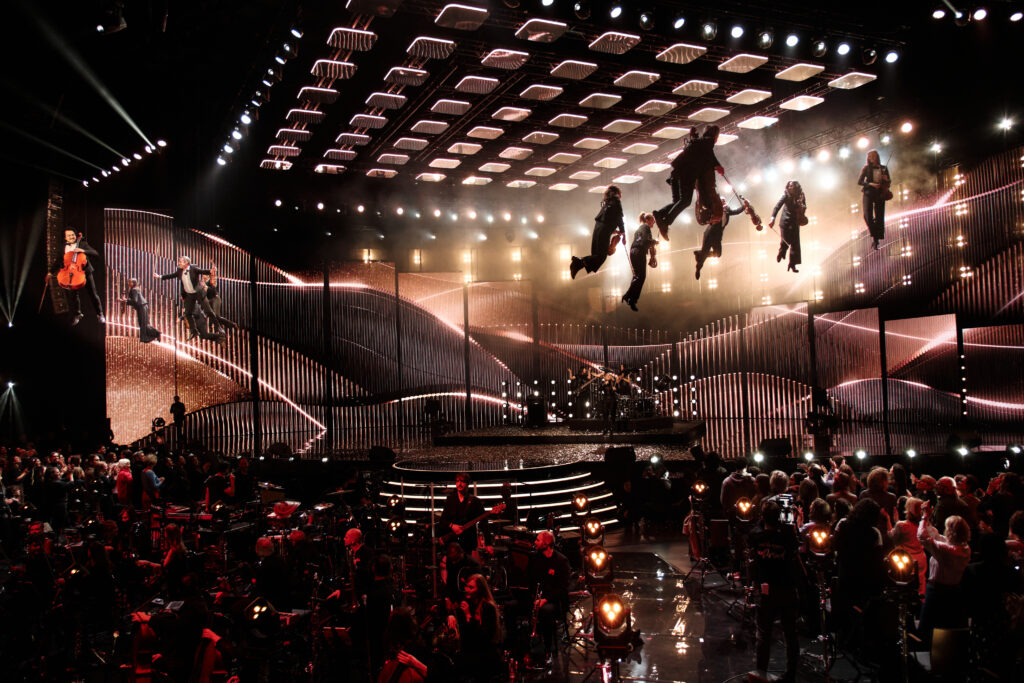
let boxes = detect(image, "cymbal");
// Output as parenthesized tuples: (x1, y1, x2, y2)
(324, 489, 353, 498)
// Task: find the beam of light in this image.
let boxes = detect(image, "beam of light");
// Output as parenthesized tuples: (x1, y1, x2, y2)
(27, 7, 154, 147)
(0, 120, 106, 172)
(107, 320, 327, 431)
(0, 208, 45, 326)
(0, 385, 26, 440)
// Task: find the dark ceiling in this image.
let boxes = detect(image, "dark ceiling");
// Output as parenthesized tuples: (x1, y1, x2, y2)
(3, 0, 1022, 256)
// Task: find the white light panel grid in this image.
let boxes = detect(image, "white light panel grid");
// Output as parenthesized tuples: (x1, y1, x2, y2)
(776, 63, 825, 81)
(385, 66, 429, 86)
(523, 131, 559, 144)
(377, 153, 409, 165)
(614, 70, 661, 89)
(569, 170, 600, 180)
(411, 120, 449, 134)
(579, 93, 621, 109)
(573, 137, 609, 150)
(467, 126, 504, 139)
(429, 158, 462, 169)
(515, 18, 568, 42)
(448, 142, 482, 155)
(673, 79, 719, 97)
(716, 133, 738, 145)
(588, 185, 607, 193)
(499, 146, 533, 160)
(549, 113, 587, 128)
(828, 72, 877, 89)
(312, 60, 357, 79)
(550, 60, 598, 80)
(736, 115, 779, 130)
(520, 84, 563, 101)
(393, 137, 428, 150)
(407, 37, 456, 59)
(431, 99, 472, 115)
(726, 89, 772, 105)
(603, 119, 641, 133)
(328, 27, 377, 51)
(652, 126, 689, 139)
(366, 168, 397, 178)
(482, 49, 531, 70)
(656, 43, 707, 64)
(718, 54, 769, 73)
(435, 3, 489, 31)
(456, 75, 500, 93)
(636, 100, 675, 116)
(688, 107, 730, 122)
(524, 166, 556, 176)
(623, 142, 658, 155)
(589, 32, 641, 55)
(594, 157, 626, 169)
(550, 152, 582, 163)
(779, 95, 825, 111)
(492, 106, 531, 122)
(479, 162, 511, 173)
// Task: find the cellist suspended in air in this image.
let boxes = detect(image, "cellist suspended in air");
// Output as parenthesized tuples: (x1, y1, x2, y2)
(46, 228, 104, 326)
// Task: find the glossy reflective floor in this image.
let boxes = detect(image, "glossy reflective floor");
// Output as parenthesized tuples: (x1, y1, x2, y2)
(526, 528, 890, 683)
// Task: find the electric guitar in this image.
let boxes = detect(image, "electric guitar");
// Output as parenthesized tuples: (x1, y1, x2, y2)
(438, 502, 506, 546)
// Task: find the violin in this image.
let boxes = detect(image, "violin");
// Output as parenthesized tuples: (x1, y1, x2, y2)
(794, 195, 809, 227)
(737, 195, 764, 231)
(57, 232, 88, 290)
(607, 231, 622, 255)
(879, 174, 893, 201)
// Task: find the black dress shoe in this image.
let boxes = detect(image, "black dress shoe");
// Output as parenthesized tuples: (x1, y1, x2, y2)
(71, 313, 84, 326)
(570, 257, 583, 280)
(653, 210, 669, 237)
(97, 313, 106, 324)
(871, 237, 880, 250)
(621, 296, 638, 311)
(787, 264, 799, 273)
(776, 250, 785, 263)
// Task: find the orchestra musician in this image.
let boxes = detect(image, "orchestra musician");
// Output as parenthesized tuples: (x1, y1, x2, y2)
(693, 196, 748, 280)
(120, 278, 160, 342)
(344, 527, 374, 596)
(652, 126, 725, 238)
(527, 531, 571, 664)
(569, 185, 624, 279)
(857, 149, 892, 250)
(47, 228, 105, 326)
(153, 256, 235, 342)
(439, 472, 486, 554)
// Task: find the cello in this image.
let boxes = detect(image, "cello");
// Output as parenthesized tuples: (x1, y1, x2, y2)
(57, 232, 88, 290)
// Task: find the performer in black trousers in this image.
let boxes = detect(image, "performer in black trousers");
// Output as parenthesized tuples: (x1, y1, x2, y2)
(154, 256, 235, 341)
(652, 126, 725, 238)
(47, 229, 105, 326)
(120, 278, 160, 342)
(857, 149, 892, 250)
(621, 212, 658, 311)
(694, 196, 747, 280)
(570, 185, 623, 279)
(769, 181, 807, 274)
(438, 472, 486, 554)
(203, 266, 225, 334)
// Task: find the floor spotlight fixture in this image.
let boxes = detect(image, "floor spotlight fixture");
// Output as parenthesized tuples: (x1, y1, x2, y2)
(757, 29, 774, 48)
(885, 547, 916, 586)
(585, 545, 614, 585)
(735, 497, 754, 522)
(594, 593, 633, 652)
(573, 1, 591, 20)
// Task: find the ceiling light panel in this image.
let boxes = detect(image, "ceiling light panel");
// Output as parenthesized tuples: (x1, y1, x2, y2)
(525, 166, 556, 176)
(479, 162, 511, 172)
(569, 170, 600, 180)
(603, 119, 642, 133)
(385, 66, 429, 86)
(736, 115, 779, 129)
(515, 18, 568, 42)
(448, 142, 482, 155)
(827, 72, 878, 89)
(716, 133, 738, 145)
(492, 106, 531, 122)
(276, 128, 312, 142)
(286, 108, 324, 124)
(579, 93, 622, 109)
(337, 133, 370, 146)
(549, 183, 579, 191)
(467, 126, 504, 139)
(462, 176, 492, 185)
(573, 138, 609, 150)
(299, 87, 339, 104)
(325, 149, 358, 161)
(688, 107, 730, 122)
(456, 75, 500, 93)
(639, 162, 671, 173)
(779, 95, 825, 111)
(549, 113, 588, 128)
(520, 84, 563, 101)
(366, 168, 398, 178)
(350, 114, 387, 128)
(407, 37, 456, 59)
(550, 60, 598, 80)
(312, 60, 357, 79)
(673, 79, 719, 97)
(393, 137, 428, 150)
(652, 126, 689, 139)
(623, 142, 658, 155)
(718, 54, 769, 73)
(315, 164, 346, 174)
(523, 131, 559, 144)
(429, 158, 462, 168)
(726, 89, 772, 105)
(776, 63, 825, 81)
(636, 100, 675, 116)
(328, 27, 377, 51)
(431, 99, 472, 115)
(377, 153, 409, 165)
(589, 32, 641, 55)
(410, 120, 449, 134)
(417, 172, 447, 182)
(435, 4, 490, 30)
(268, 145, 300, 157)
(507, 179, 537, 188)
(656, 43, 708, 64)
(612, 174, 643, 184)
(614, 70, 661, 89)
(260, 160, 293, 170)
(366, 92, 407, 109)
(594, 157, 627, 169)
(482, 49, 531, 70)
(499, 146, 533, 160)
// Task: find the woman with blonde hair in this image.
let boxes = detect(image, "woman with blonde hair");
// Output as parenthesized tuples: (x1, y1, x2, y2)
(917, 501, 971, 640)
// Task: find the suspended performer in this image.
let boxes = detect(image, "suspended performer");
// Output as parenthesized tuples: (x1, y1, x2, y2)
(621, 212, 658, 312)
(570, 185, 624, 279)
(857, 149, 892, 250)
(652, 125, 725, 239)
(768, 181, 808, 274)
(693, 195, 748, 280)
(154, 256, 236, 342)
(120, 278, 160, 343)
(46, 228, 105, 326)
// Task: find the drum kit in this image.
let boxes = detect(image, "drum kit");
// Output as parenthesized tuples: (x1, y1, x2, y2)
(572, 365, 657, 422)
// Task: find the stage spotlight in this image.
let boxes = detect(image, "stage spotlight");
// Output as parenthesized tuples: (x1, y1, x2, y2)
(216, 156, 227, 166)
(639, 11, 655, 31)
(594, 593, 631, 649)
(930, 141, 943, 153)
(672, 13, 686, 30)
(433, 208, 442, 218)
(785, 33, 799, 47)
(232, 130, 243, 140)
(244, 597, 280, 638)
(223, 143, 234, 155)
(156, 140, 167, 148)
(808, 525, 832, 556)
(317, 202, 325, 211)
(753, 451, 765, 464)
(6, 381, 14, 389)
(906, 449, 917, 458)
(885, 50, 899, 63)
(386, 516, 406, 541)
(585, 545, 614, 584)
(999, 117, 1014, 130)
(735, 497, 754, 522)
(610, 4, 623, 19)
(541, 0, 554, 6)
(862, 47, 878, 65)
(855, 449, 867, 460)
(573, 493, 591, 516)
(957, 446, 969, 456)
(1012, 11, 1023, 22)
(757, 29, 774, 48)
(536, 214, 545, 223)
(812, 39, 827, 57)
(973, 8, 987, 21)
(730, 25, 744, 39)
(836, 41, 851, 56)
(880, 132, 892, 145)
(838, 146, 851, 159)
(932, 8, 946, 19)
(701, 21, 718, 40)
(816, 149, 830, 162)
(468, 209, 477, 220)
(803, 451, 814, 462)
(291, 27, 303, 38)
(584, 516, 604, 544)
(1010, 445, 1023, 455)
(356, 204, 365, 213)
(477, 232, 487, 241)
(503, 212, 512, 222)
(573, 1, 591, 20)
(885, 547, 916, 586)
(856, 136, 870, 149)
(96, 0, 127, 33)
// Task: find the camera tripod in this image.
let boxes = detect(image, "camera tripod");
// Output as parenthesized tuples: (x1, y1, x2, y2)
(683, 504, 736, 594)
(799, 558, 837, 681)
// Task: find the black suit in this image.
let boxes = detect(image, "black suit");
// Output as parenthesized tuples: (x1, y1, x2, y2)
(857, 163, 890, 241)
(125, 287, 160, 342)
(656, 136, 721, 227)
(576, 197, 624, 274)
(159, 266, 234, 337)
(51, 238, 102, 318)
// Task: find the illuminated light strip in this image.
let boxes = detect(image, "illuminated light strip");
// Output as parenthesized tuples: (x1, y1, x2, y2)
(106, 322, 326, 431)
(829, 377, 1024, 411)
(401, 493, 613, 514)
(192, 229, 304, 284)
(384, 472, 589, 487)
(379, 480, 604, 500)
(557, 519, 619, 532)
(386, 391, 524, 412)
(884, 178, 1023, 224)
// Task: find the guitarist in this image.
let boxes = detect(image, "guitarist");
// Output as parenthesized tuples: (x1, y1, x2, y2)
(46, 228, 104, 326)
(858, 149, 892, 250)
(769, 181, 807, 274)
(439, 472, 486, 553)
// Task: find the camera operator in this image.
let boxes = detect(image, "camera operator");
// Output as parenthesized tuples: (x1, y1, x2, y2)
(748, 499, 801, 682)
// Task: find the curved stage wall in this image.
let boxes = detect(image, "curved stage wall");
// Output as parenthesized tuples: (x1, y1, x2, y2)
(104, 148, 1024, 458)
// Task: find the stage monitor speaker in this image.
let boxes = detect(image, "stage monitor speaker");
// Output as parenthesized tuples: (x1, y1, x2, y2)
(757, 438, 792, 458)
(526, 398, 547, 427)
(368, 445, 397, 464)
